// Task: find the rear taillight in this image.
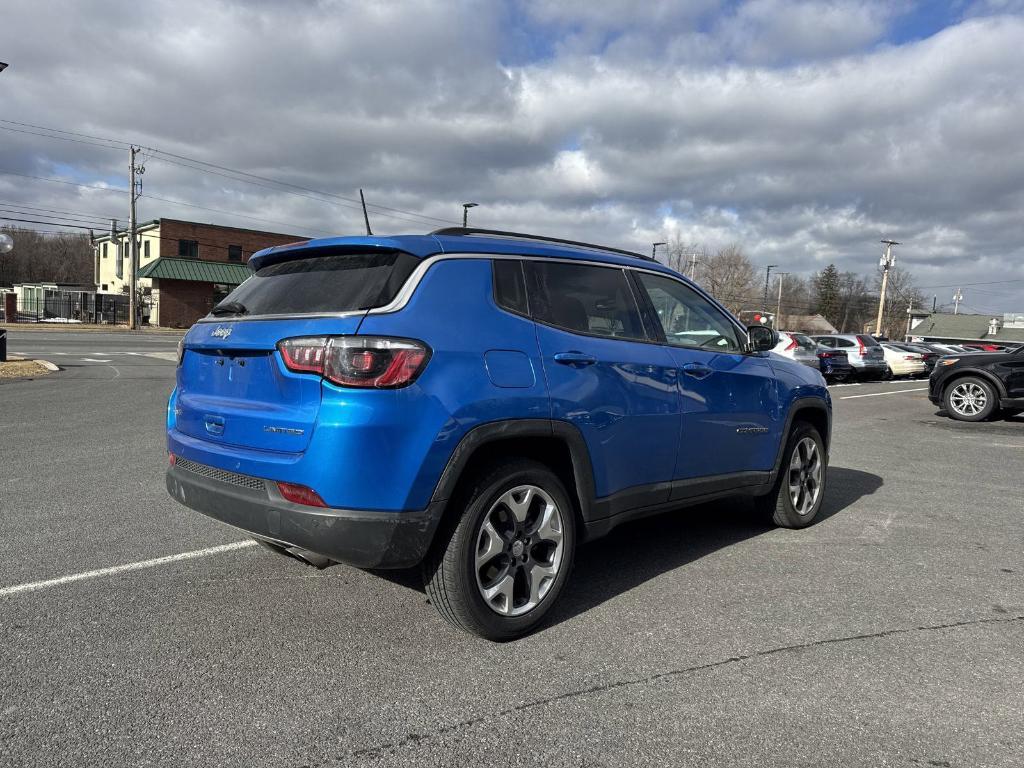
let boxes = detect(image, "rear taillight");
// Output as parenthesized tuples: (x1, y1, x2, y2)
(857, 339, 866, 356)
(277, 481, 327, 507)
(903, 355, 916, 360)
(278, 336, 430, 389)
(819, 351, 833, 358)
(783, 335, 798, 351)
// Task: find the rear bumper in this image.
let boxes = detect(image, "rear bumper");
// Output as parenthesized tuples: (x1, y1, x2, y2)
(166, 463, 444, 569)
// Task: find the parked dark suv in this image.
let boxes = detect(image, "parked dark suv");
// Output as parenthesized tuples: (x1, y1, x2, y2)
(928, 344, 1024, 421)
(166, 228, 832, 639)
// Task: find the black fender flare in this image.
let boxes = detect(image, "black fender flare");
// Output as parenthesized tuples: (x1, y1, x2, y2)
(768, 397, 832, 485)
(429, 418, 597, 520)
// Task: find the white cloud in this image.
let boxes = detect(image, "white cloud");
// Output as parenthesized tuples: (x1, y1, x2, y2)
(2, 1, 1024, 311)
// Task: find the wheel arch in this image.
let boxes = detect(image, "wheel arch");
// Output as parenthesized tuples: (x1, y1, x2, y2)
(940, 368, 1007, 401)
(770, 398, 831, 484)
(430, 419, 596, 528)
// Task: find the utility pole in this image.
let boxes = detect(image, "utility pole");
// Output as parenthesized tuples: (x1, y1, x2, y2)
(905, 298, 913, 341)
(128, 146, 144, 330)
(762, 264, 777, 314)
(775, 272, 789, 329)
(875, 239, 899, 337)
(688, 252, 698, 280)
(952, 287, 963, 314)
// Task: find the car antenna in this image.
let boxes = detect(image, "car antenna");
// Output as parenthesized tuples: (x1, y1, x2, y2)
(359, 188, 374, 236)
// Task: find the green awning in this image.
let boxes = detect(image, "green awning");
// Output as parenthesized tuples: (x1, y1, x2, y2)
(138, 257, 250, 285)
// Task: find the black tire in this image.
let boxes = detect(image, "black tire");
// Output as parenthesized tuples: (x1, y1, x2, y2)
(422, 458, 577, 641)
(943, 376, 997, 422)
(755, 422, 827, 528)
(830, 372, 850, 383)
(882, 365, 893, 381)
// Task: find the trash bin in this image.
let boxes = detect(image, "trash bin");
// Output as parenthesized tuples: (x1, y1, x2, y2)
(0, 329, 6, 363)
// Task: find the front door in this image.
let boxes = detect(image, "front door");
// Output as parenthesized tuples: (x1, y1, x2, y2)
(630, 271, 781, 492)
(526, 260, 680, 504)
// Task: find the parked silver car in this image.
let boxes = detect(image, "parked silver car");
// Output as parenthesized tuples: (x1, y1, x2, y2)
(811, 334, 888, 380)
(772, 331, 820, 368)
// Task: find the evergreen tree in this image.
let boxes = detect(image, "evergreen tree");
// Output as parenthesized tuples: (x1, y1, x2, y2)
(814, 264, 841, 327)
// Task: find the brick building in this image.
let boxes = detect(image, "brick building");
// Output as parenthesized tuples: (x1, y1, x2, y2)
(92, 218, 305, 327)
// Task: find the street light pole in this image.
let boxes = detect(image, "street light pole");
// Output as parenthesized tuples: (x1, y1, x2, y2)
(762, 264, 777, 314)
(775, 272, 789, 329)
(461, 202, 478, 228)
(651, 241, 667, 260)
(875, 239, 899, 337)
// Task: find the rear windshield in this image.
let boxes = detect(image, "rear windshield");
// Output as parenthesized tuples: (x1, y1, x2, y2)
(857, 335, 880, 346)
(218, 251, 418, 316)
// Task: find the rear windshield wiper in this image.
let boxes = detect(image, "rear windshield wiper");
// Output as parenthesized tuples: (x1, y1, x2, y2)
(210, 300, 249, 316)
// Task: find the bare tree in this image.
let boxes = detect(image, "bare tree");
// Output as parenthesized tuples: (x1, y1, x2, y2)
(698, 244, 759, 315)
(0, 227, 94, 287)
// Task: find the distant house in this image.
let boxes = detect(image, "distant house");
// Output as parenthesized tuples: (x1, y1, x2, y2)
(92, 218, 305, 327)
(778, 314, 838, 335)
(908, 311, 1024, 345)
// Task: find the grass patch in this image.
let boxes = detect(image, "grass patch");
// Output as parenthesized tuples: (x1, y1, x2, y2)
(0, 360, 52, 379)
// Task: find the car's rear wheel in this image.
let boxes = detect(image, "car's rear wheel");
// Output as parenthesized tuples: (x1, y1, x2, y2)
(756, 422, 827, 528)
(944, 376, 997, 422)
(423, 458, 576, 641)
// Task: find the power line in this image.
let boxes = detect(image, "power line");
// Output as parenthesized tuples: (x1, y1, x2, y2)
(0, 201, 115, 222)
(0, 118, 459, 228)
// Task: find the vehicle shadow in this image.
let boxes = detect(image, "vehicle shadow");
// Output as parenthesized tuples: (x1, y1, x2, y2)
(372, 467, 884, 626)
(544, 465, 883, 629)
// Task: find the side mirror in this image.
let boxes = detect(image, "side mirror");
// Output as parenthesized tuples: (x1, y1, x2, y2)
(747, 324, 778, 353)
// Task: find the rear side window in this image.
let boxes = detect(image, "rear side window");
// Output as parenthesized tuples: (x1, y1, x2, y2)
(836, 339, 854, 348)
(218, 251, 418, 316)
(526, 261, 646, 341)
(857, 335, 879, 347)
(492, 260, 528, 316)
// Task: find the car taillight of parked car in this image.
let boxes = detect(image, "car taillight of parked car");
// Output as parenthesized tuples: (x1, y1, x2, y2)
(278, 336, 431, 388)
(784, 335, 798, 351)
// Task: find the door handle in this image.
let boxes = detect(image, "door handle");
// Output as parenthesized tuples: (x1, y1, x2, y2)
(554, 351, 598, 367)
(682, 362, 713, 379)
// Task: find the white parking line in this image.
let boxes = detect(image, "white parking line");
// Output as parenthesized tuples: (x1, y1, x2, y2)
(0, 540, 257, 597)
(840, 387, 928, 400)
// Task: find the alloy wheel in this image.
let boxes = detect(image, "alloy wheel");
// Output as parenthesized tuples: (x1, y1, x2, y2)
(949, 382, 987, 416)
(474, 485, 565, 617)
(787, 437, 822, 517)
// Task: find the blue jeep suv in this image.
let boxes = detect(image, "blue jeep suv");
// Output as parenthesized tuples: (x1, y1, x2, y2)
(166, 228, 831, 640)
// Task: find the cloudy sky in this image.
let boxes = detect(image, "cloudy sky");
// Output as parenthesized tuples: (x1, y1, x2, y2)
(2, 0, 1024, 313)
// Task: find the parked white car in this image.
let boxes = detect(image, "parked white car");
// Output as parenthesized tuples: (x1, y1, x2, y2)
(772, 332, 820, 368)
(881, 343, 927, 378)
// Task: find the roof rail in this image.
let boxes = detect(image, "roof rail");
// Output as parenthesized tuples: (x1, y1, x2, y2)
(429, 227, 657, 262)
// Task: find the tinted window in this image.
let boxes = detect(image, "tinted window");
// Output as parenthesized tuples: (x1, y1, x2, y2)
(218, 251, 418, 316)
(836, 338, 854, 348)
(635, 272, 742, 352)
(527, 261, 646, 340)
(493, 260, 528, 315)
(228, 244, 243, 262)
(793, 333, 817, 351)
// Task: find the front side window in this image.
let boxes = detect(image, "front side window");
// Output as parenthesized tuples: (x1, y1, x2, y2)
(526, 261, 646, 341)
(634, 272, 742, 352)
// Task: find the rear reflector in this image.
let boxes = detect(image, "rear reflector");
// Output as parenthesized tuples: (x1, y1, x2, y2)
(169, 453, 177, 466)
(277, 481, 327, 507)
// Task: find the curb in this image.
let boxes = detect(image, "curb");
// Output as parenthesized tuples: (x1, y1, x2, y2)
(34, 359, 61, 372)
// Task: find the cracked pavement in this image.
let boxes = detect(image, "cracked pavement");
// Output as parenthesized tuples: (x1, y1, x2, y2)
(1, 329, 1023, 767)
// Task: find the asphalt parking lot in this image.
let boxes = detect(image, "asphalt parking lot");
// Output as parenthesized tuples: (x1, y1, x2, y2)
(2, 329, 1022, 768)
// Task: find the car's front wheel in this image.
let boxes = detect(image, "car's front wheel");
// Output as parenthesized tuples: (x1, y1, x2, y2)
(757, 422, 827, 528)
(423, 459, 576, 641)
(943, 376, 997, 421)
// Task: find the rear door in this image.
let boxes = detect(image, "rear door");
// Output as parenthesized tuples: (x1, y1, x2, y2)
(630, 270, 781, 486)
(525, 260, 680, 504)
(175, 249, 418, 453)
